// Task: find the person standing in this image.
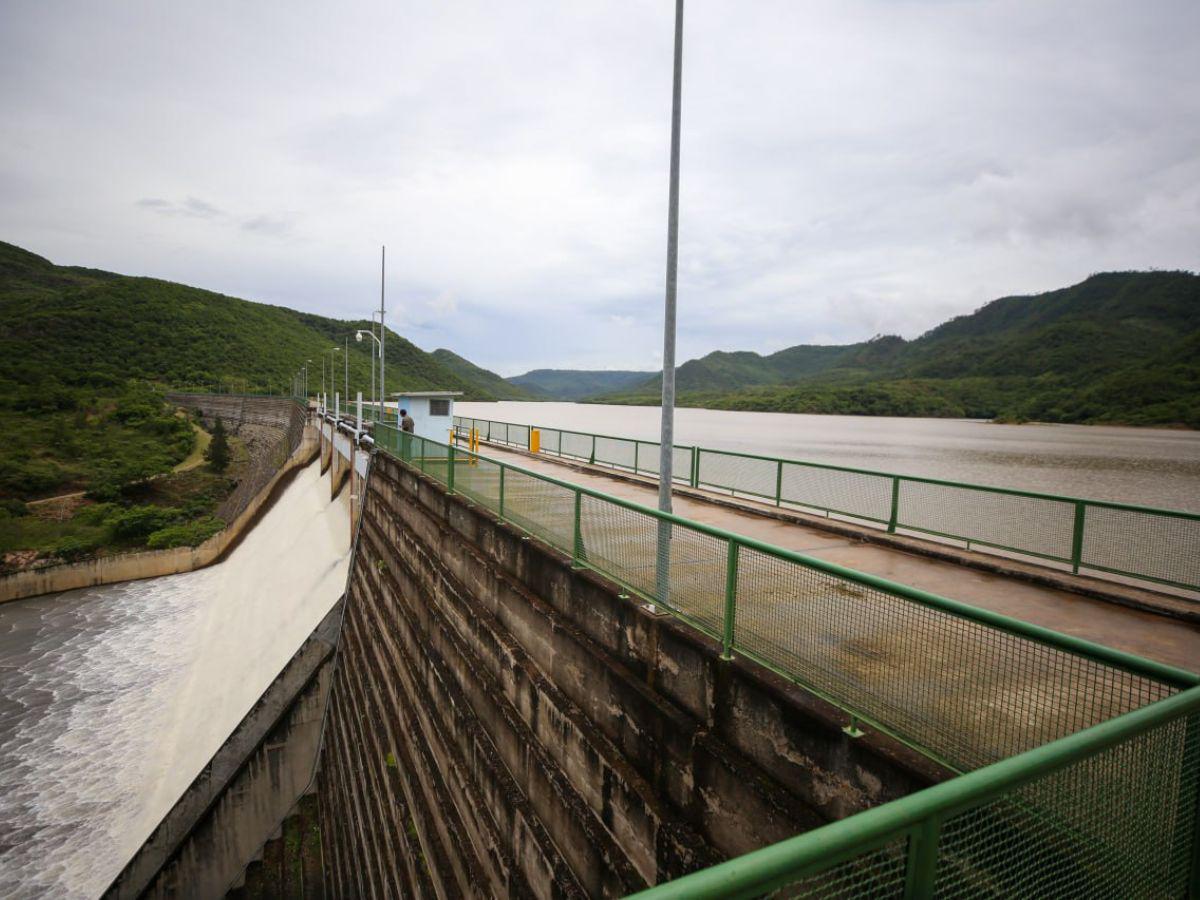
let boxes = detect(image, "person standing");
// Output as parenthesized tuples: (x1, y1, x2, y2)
(399, 407, 415, 459)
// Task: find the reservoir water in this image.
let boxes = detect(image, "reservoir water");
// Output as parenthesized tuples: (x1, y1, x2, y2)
(0, 461, 351, 899)
(457, 402, 1200, 513)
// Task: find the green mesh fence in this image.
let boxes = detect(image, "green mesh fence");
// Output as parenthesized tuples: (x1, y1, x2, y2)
(455, 416, 1200, 594)
(376, 425, 1200, 898)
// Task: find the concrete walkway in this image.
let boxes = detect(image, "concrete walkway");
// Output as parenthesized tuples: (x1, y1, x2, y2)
(477, 443, 1200, 673)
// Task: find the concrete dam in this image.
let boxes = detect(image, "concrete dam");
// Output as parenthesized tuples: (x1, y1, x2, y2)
(2, 395, 1198, 898)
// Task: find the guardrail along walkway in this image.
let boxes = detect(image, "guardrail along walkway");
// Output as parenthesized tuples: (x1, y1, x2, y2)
(457, 431, 1200, 673)
(374, 425, 1200, 898)
(456, 416, 1200, 599)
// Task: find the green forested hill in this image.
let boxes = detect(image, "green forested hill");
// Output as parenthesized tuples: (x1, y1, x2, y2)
(430, 349, 538, 400)
(0, 239, 514, 508)
(0, 241, 508, 402)
(506, 368, 655, 400)
(605, 272, 1200, 427)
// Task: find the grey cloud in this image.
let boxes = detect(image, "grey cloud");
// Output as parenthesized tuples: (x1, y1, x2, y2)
(3, 0, 1198, 375)
(136, 196, 225, 219)
(241, 215, 293, 237)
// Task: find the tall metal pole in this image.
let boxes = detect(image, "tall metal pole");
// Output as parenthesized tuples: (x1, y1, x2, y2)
(344, 335, 349, 404)
(380, 245, 387, 424)
(655, 0, 684, 606)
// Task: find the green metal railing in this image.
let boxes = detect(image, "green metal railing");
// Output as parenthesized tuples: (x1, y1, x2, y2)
(376, 425, 1200, 897)
(455, 415, 1200, 595)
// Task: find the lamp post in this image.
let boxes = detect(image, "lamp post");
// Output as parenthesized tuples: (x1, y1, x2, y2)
(379, 246, 386, 424)
(326, 346, 341, 414)
(356, 329, 382, 422)
(656, 0, 684, 607)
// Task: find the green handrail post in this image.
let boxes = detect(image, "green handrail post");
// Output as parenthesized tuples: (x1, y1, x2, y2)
(634, 441, 640, 475)
(590, 434, 596, 465)
(572, 489, 584, 567)
(1071, 501, 1086, 574)
(775, 459, 784, 507)
(722, 540, 740, 660)
(888, 477, 901, 534)
(447, 441, 456, 494)
(902, 817, 941, 898)
(499, 464, 506, 520)
(691, 446, 699, 488)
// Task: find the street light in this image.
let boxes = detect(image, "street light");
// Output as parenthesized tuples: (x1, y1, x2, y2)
(324, 346, 341, 413)
(356, 329, 382, 421)
(656, 0, 685, 606)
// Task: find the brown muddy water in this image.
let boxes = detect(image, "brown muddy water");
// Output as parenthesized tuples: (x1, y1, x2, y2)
(457, 402, 1200, 512)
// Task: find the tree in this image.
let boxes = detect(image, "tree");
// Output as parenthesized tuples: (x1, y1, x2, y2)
(205, 417, 231, 473)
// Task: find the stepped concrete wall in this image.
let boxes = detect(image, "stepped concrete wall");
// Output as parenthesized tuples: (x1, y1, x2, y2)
(316, 450, 947, 897)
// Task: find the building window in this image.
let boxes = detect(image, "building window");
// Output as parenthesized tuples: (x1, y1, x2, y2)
(430, 399, 450, 416)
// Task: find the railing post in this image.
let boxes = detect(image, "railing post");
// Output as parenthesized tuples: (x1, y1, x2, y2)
(590, 434, 596, 465)
(634, 441, 639, 475)
(903, 817, 941, 899)
(1071, 501, 1086, 574)
(572, 490, 583, 567)
(499, 465, 506, 519)
(447, 441, 455, 494)
(888, 476, 901, 533)
(722, 540, 739, 660)
(691, 446, 699, 488)
(775, 459, 784, 507)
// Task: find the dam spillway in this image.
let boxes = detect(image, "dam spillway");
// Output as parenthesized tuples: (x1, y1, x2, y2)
(0, 459, 351, 899)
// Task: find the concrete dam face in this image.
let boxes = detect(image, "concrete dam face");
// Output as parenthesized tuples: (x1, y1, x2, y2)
(317, 448, 939, 897)
(0, 407, 351, 898)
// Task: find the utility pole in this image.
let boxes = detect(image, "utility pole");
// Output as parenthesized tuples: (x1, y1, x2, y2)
(344, 335, 349, 404)
(380, 245, 387, 424)
(655, 0, 684, 606)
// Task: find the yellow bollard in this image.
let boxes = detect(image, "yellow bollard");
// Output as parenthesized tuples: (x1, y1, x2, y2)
(530, 429, 540, 453)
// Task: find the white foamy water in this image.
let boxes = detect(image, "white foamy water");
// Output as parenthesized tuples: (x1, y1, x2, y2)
(0, 461, 351, 898)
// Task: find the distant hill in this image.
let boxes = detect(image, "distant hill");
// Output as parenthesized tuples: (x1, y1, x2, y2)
(430, 349, 538, 400)
(507, 368, 656, 401)
(603, 272, 1200, 428)
(0, 240, 509, 402)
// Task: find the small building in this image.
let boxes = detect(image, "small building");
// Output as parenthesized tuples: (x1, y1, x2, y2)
(387, 391, 461, 441)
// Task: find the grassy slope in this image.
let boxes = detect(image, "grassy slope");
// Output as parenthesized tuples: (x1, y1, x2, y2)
(604, 272, 1200, 427)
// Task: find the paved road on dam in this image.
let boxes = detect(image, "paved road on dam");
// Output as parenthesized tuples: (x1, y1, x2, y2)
(477, 443, 1200, 673)
(0, 461, 351, 900)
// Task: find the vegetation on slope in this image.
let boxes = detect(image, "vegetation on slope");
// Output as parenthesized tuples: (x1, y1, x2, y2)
(0, 239, 516, 569)
(506, 368, 656, 401)
(603, 272, 1200, 428)
(430, 348, 539, 400)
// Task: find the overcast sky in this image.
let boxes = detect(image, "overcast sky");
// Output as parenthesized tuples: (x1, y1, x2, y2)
(2, 2, 1197, 376)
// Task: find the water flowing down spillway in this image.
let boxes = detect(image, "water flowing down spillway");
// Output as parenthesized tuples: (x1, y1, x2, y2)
(0, 460, 351, 898)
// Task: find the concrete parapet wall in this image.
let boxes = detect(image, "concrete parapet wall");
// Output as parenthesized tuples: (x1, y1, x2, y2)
(0, 400, 318, 604)
(318, 452, 945, 897)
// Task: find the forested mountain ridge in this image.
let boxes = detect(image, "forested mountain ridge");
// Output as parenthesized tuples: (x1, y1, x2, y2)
(0, 238, 516, 507)
(506, 368, 655, 400)
(0, 240, 510, 401)
(430, 349, 538, 400)
(602, 271, 1200, 428)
